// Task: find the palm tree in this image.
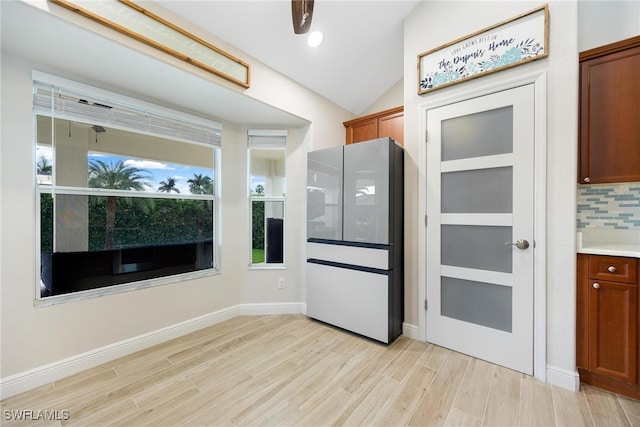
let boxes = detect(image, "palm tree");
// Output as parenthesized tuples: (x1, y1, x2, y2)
(158, 177, 180, 193)
(37, 157, 52, 175)
(187, 173, 213, 195)
(88, 159, 152, 249)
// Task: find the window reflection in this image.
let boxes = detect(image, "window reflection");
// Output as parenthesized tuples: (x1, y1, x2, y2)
(36, 116, 218, 298)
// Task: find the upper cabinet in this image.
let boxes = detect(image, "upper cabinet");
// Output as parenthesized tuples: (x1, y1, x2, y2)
(344, 106, 403, 146)
(579, 36, 640, 184)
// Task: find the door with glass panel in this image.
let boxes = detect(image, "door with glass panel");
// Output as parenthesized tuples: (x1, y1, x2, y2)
(426, 85, 535, 374)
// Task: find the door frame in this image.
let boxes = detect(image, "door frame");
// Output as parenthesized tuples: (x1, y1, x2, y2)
(417, 71, 547, 381)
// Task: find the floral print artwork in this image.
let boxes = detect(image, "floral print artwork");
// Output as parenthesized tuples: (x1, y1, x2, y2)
(420, 38, 544, 91)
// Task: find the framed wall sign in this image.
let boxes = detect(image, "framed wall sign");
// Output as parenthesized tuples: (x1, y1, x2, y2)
(418, 5, 548, 95)
(50, 0, 251, 89)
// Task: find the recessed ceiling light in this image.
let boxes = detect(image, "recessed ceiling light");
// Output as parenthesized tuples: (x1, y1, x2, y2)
(307, 31, 323, 48)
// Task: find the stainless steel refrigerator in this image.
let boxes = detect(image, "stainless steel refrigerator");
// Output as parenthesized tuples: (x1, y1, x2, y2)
(306, 137, 404, 343)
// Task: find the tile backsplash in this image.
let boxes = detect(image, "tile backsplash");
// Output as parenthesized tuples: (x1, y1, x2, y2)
(577, 182, 640, 230)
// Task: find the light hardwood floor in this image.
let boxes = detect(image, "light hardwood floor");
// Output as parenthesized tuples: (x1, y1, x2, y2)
(2, 314, 639, 426)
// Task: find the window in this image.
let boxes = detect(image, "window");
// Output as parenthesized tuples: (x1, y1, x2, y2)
(248, 130, 287, 267)
(34, 72, 222, 301)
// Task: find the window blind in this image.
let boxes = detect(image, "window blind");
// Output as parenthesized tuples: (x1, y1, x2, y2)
(33, 81, 222, 147)
(247, 129, 287, 147)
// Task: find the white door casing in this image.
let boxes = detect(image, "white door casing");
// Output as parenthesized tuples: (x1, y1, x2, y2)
(424, 82, 540, 375)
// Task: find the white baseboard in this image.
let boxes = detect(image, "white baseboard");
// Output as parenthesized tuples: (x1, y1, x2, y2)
(402, 322, 421, 340)
(237, 302, 305, 316)
(0, 302, 304, 400)
(546, 365, 580, 392)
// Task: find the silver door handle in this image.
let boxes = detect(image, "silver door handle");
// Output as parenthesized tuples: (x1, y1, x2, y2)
(505, 239, 530, 250)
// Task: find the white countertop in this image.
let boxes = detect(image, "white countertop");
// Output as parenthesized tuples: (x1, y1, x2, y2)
(578, 242, 640, 258)
(577, 230, 640, 258)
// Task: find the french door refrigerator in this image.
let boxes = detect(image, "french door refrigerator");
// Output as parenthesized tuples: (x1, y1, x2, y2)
(306, 137, 404, 343)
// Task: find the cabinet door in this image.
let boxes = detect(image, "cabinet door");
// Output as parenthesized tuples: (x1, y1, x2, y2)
(580, 44, 640, 184)
(378, 111, 404, 146)
(588, 279, 637, 383)
(346, 118, 378, 145)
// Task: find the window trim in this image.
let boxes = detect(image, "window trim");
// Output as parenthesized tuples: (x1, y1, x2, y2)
(247, 130, 287, 269)
(33, 72, 222, 304)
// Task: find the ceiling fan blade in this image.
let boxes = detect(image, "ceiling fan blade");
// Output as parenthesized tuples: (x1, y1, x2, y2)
(292, 0, 314, 34)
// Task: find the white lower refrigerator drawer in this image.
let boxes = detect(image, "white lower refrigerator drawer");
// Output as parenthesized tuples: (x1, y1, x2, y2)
(306, 261, 389, 343)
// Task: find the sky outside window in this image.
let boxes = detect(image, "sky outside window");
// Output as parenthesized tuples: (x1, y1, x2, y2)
(36, 146, 214, 195)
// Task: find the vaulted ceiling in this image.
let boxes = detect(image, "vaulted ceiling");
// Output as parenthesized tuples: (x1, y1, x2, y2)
(156, 1, 420, 115)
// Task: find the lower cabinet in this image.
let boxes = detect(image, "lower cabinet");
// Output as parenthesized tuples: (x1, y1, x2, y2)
(577, 254, 640, 397)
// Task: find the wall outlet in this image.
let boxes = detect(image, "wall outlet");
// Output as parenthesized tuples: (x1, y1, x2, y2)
(278, 278, 286, 289)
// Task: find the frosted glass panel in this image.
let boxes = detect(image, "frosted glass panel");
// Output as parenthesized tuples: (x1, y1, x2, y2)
(307, 146, 343, 240)
(343, 139, 389, 244)
(442, 225, 512, 273)
(442, 167, 512, 213)
(442, 106, 513, 161)
(441, 277, 512, 332)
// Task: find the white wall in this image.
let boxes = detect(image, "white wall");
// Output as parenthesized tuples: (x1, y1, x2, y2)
(0, 1, 350, 390)
(1, 54, 244, 378)
(579, 0, 640, 51)
(361, 79, 404, 116)
(403, 1, 579, 384)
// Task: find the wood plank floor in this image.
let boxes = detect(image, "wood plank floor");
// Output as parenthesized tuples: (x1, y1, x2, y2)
(2, 314, 639, 426)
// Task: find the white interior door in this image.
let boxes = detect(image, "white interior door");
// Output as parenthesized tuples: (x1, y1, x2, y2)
(426, 84, 535, 375)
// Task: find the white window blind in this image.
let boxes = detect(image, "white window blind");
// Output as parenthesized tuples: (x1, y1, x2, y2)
(33, 76, 222, 147)
(247, 129, 287, 147)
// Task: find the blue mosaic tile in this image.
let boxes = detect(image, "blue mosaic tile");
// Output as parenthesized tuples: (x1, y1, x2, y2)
(577, 182, 640, 231)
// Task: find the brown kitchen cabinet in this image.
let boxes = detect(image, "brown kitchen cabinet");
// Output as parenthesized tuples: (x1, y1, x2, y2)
(579, 36, 640, 184)
(344, 106, 403, 146)
(577, 254, 640, 398)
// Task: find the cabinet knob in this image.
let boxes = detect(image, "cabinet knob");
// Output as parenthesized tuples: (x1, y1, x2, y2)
(593, 282, 600, 289)
(608, 265, 617, 273)
(583, 177, 591, 183)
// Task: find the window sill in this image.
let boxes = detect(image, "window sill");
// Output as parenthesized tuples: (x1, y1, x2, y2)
(34, 268, 220, 307)
(248, 264, 287, 271)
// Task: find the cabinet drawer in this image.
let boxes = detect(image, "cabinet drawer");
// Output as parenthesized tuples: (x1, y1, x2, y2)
(588, 256, 637, 284)
(307, 261, 389, 343)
